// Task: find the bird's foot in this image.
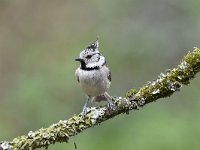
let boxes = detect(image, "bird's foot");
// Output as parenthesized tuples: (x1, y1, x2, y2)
(107, 99, 114, 111)
(82, 106, 88, 120)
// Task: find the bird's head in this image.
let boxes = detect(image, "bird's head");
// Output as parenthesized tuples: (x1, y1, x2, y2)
(75, 39, 106, 70)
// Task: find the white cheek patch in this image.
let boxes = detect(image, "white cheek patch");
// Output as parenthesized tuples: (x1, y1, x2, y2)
(86, 62, 97, 68)
(86, 55, 105, 69)
(98, 56, 106, 66)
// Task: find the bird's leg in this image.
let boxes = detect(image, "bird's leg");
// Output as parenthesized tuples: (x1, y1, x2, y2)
(82, 96, 91, 119)
(104, 92, 114, 110)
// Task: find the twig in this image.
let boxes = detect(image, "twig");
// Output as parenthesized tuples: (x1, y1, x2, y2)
(1, 47, 200, 150)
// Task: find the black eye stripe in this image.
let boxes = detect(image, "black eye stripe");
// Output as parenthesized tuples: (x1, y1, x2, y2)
(86, 55, 92, 59)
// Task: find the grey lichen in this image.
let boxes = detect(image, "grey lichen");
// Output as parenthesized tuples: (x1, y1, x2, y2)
(0, 142, 12, 150)
(132, 47, 200, 104)
(89, 107, 106, 125)
(0, 47, 200, 150)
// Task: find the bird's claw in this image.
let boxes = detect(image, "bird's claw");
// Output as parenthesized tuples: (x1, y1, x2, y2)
(82, 106, 88, 120)
(107, 99, 114, 111)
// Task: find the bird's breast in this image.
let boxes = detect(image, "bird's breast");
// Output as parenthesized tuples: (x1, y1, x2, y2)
(77, 69, 110, 96)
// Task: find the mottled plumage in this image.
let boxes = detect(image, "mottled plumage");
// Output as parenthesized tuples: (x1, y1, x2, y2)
(75, 39, 113, 119)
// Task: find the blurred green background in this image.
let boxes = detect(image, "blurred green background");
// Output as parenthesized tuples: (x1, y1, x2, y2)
(0, 0, 200, 149)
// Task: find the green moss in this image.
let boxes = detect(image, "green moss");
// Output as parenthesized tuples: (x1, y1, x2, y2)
(1, 48, 200, 150)
(126, 88, 137, 98)
(135, 48, 200, 104)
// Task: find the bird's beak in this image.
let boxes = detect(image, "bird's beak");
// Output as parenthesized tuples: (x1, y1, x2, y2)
(75, 58, 83, 62)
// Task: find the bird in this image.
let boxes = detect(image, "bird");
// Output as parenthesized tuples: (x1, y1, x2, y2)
(75, 38, 114, 119)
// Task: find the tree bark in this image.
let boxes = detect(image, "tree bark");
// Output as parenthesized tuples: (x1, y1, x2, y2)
(1, 47, 200, 150)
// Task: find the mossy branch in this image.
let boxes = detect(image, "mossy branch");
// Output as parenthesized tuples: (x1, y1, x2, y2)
(1, 48, 200, 150)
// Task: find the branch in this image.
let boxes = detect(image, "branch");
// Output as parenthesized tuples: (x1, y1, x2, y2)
(1, 47, 200, 150)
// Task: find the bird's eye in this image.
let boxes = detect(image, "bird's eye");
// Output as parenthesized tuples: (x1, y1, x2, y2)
(86, 55, 92, 59)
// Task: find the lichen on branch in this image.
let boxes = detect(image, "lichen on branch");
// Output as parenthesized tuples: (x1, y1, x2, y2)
(1, 47, 200, 150)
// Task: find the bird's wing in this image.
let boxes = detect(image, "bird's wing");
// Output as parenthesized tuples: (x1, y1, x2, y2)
(103, 63, 111, 82)
(108, 69, 111, 82)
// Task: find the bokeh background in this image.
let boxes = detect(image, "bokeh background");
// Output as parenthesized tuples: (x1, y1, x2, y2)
(0, 0, 200, 149)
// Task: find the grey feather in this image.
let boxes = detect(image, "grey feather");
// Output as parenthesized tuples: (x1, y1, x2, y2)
(75, 39, 113, 119)
(108, 70, 111, 82)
